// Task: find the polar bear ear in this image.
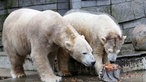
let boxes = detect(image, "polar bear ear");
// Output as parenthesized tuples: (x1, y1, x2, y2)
(123, 36, 127, 40)
(65, 41, 72, 50)
(101, 37, 106, 44)
(122, 36, 127, 44)
(81, 35, 85, 39)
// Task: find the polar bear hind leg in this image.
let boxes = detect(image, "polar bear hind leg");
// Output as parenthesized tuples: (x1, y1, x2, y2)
(5, 48, 26, 78)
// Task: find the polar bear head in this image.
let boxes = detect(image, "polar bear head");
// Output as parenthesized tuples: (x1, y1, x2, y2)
(101, 34, 126, 63)
(65, 35, 95, 67)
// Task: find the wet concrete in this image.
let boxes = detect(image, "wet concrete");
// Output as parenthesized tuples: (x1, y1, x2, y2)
(1, 70, 146, 82)
(1, 52, 146, 82)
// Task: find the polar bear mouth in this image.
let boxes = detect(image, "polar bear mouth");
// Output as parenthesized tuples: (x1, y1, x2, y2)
(83, 62, 92, 67)
(108, 53, 117, 62)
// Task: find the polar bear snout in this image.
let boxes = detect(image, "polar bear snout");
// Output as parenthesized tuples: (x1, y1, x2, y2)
(82, 53, 96, 67)
(108, 53, 117, 62)
(91, 61, 96, 66)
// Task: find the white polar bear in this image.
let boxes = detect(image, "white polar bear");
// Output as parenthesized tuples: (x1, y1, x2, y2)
(2, 9, 95, 82)
(62, 10, 126, 78)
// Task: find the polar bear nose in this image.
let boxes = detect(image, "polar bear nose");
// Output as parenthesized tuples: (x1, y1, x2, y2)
(110, 60, 115, 64)
(91, 61, 96, 66)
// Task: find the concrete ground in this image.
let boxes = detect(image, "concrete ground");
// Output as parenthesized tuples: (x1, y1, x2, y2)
(1, 69, 146, 82)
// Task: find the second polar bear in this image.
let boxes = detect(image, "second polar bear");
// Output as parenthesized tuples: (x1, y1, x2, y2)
(60, 10, 126, 78)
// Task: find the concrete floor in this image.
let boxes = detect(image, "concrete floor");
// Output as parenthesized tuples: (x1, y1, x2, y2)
(1, 68, 146, 82)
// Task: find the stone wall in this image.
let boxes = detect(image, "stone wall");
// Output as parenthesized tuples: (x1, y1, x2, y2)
(0, 0, 146, 71)
(0, 0, 145, 56)
(0, 0, 70, 70)
(0, 0, 70, 35)
(70, 0, 146, 56)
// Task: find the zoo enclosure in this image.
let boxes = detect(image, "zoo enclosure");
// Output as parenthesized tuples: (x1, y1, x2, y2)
(0, 0, 146, 71)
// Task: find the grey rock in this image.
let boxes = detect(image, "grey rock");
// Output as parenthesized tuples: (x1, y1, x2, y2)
(132, 24, 146, 51)
(111, 2, 135, 23)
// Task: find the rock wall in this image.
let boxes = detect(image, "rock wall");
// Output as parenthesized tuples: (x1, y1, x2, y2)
(70, 0, 146, 56)
(0, 0, 145, 55)
(0, 0, 70, 40)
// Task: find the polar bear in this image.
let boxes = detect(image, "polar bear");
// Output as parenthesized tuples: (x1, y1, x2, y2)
(2, 8, 95, 82)
(59, 10, 126, 78)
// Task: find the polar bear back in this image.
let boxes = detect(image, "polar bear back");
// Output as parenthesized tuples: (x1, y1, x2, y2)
(64, 12, 122, 39)
(2, 9, 41, 55)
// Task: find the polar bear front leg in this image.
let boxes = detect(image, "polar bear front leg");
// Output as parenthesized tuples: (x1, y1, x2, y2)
(31, 51, 61, 82)
(94, 53, 103, 79)
(30, 44, 61, 82)
(103, 53, 110, 64)
(57, 48, 71, 76)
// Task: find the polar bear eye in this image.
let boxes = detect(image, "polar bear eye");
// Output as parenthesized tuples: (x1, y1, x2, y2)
(82, 52, 88, 55)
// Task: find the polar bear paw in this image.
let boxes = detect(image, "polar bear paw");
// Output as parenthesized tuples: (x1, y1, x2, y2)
(98, 71, 103, 80)
(56, 71, 72, 76)
(42, 76, 62, 82)
(11, 70, 26, 78)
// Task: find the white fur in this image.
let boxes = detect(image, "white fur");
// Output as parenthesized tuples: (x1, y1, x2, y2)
(108, 53, 117, 62)
(64, 11, 123, 78)
(82, 52, 95, 66)
(64, 12, 122, 39)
